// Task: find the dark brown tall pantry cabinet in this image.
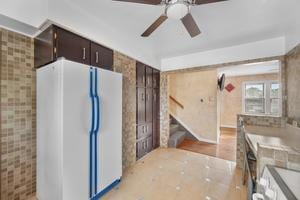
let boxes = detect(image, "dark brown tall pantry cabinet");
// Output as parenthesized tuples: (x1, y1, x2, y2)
(136, 62, 160, 160)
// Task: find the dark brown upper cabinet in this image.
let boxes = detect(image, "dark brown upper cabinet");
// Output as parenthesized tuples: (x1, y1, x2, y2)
(136, 62, 145, 87)
(146, 67, 153, 88)
(34, 25, 113, 70)
(55, 27, 91, 65)
(91, 42, 113, 70)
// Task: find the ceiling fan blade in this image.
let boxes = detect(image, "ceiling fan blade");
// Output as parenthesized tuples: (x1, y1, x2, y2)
(112, 0, 162, 5)
(141, 15, 168, 37)
(181, 13, 201, 38)
(194, 0, 228, 5)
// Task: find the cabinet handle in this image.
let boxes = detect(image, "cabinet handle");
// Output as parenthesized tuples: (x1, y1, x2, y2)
(146, 125, 148, 133)
(142, 76, 145, 84)
(142, 93, 145, 101)
(147, 77, 150, 85)
(96, 52, 99, 63)
(142, 125, 145, 133)
(83, 48, 86, 60)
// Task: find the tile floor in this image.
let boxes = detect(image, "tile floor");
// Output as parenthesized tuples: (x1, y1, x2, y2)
(102, 148, 246, 200)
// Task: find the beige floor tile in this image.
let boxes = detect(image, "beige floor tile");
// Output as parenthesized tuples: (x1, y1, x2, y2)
(102, 148, 246, 200)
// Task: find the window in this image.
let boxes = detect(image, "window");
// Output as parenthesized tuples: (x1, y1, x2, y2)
(243, 81, 281, 115)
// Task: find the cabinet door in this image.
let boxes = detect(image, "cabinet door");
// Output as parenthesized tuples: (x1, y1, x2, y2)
(136, 139, 147, 159)
(137, 88, 146, 123)
(146, 66, 153, 88)
(91, 42, 113, 71)
(152, 88, 160, 148)
(136, 62, 145, 87)
(55, 27, 90, 65)
(146, 136, 153, 153)
(145, 88, 153, 122)
(136, 136, 153, 160)
(137, 124, 151, 140)
(153, 69, 160, 89)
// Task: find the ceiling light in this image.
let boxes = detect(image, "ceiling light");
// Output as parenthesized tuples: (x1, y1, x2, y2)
(166, 0, 189, 20)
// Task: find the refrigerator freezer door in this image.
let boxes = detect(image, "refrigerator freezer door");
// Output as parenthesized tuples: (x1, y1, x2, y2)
(37, 61, 64, 200)
(62, 60, 91, 200)
(97, 69, 122, 192)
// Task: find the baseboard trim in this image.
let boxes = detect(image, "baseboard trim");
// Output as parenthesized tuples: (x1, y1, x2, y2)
(220, 125, 237, 129)
(169, 112, 218, 144)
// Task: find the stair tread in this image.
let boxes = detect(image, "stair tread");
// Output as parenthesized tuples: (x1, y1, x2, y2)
(170, 131, 186, 138)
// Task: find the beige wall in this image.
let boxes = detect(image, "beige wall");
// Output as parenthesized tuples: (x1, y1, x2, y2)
(286, 44, 300, 123)
(220, 73, 279, 127)
(169, 70, 218, 142)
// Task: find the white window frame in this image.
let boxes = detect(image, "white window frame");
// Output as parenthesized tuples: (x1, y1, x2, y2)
(242, 80, 282, 116)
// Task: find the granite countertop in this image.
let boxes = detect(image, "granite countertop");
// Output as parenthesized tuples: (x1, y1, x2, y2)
(244, 125, 300, 157)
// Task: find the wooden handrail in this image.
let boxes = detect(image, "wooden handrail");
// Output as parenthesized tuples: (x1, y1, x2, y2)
(169, 96, 184, 109)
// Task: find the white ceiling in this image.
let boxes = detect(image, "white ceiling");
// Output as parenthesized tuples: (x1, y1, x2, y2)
(218, 60, 279, 77)
(0, 0, 300, 70)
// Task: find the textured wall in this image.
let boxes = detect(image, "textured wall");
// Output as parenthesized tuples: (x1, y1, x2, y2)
(159, 73, 169, 147)
(220, 73, 279, 127)
(0, 28, 36, 200)
(113, 51, 136, 170)
(286, 44, 300, 124)
(169, 69, 218, 142)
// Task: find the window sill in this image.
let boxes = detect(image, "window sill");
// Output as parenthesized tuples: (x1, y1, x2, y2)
(241, 113, 282, 118)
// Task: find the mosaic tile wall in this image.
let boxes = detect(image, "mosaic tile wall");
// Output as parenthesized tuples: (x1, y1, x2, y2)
(0, 28, 36, 200)
(159, 73, 169, 147)
(113, 51, 137, 170)
(286, 43, 300, 125)
(236, 114, 285, 168)
(256, 144, 300, 181)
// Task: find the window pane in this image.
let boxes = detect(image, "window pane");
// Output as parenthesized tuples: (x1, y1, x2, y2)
(270, 98, 280, 114)
(270, 83, 280, 98)
(245, 98, 265, 113)
(245, 84, 264, 98)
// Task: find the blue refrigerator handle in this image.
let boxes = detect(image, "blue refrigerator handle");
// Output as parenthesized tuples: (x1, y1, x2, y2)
(89, 68, 95, 198)
(93, 68, 100, 195)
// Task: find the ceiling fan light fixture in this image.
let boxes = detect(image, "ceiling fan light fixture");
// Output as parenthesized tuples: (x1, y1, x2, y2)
(166, 0, 189, 20)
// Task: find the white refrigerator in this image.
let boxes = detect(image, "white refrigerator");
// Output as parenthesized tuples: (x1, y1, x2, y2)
(37, 59, 122, 200)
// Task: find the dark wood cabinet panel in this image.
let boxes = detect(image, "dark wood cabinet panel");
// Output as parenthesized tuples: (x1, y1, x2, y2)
(145, 88, 153, 122)
(55, 27, 91, 65)
(136, 62, 145, 87)
(91, 42, 113, 70)
(153, 69, 160, 89)
(136, 136, 153, 159)
(146, 67, 153, 88)
(34, 25, 55, 68)
(137, 124, 152, 140)
(34, 25, 113, 68)
(152, 88, 160, 148)
(146, 136, 153, 153)
(137, 88, 146, 124)
(136, 63, 160, 159)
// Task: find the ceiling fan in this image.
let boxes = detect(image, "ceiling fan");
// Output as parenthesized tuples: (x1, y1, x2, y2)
(112, 0, 227, 37)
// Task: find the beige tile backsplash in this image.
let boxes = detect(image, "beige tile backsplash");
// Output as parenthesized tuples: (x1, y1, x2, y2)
(0, 28, 36, 200)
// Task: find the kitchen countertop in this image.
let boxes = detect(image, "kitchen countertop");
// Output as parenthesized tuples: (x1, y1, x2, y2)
(267, 165, 300, 200)
(244, 124, 300, 157)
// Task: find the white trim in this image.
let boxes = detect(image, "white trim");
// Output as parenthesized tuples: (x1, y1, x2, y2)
(169, 112, 218, 144)
(220, 125, 237, 129)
